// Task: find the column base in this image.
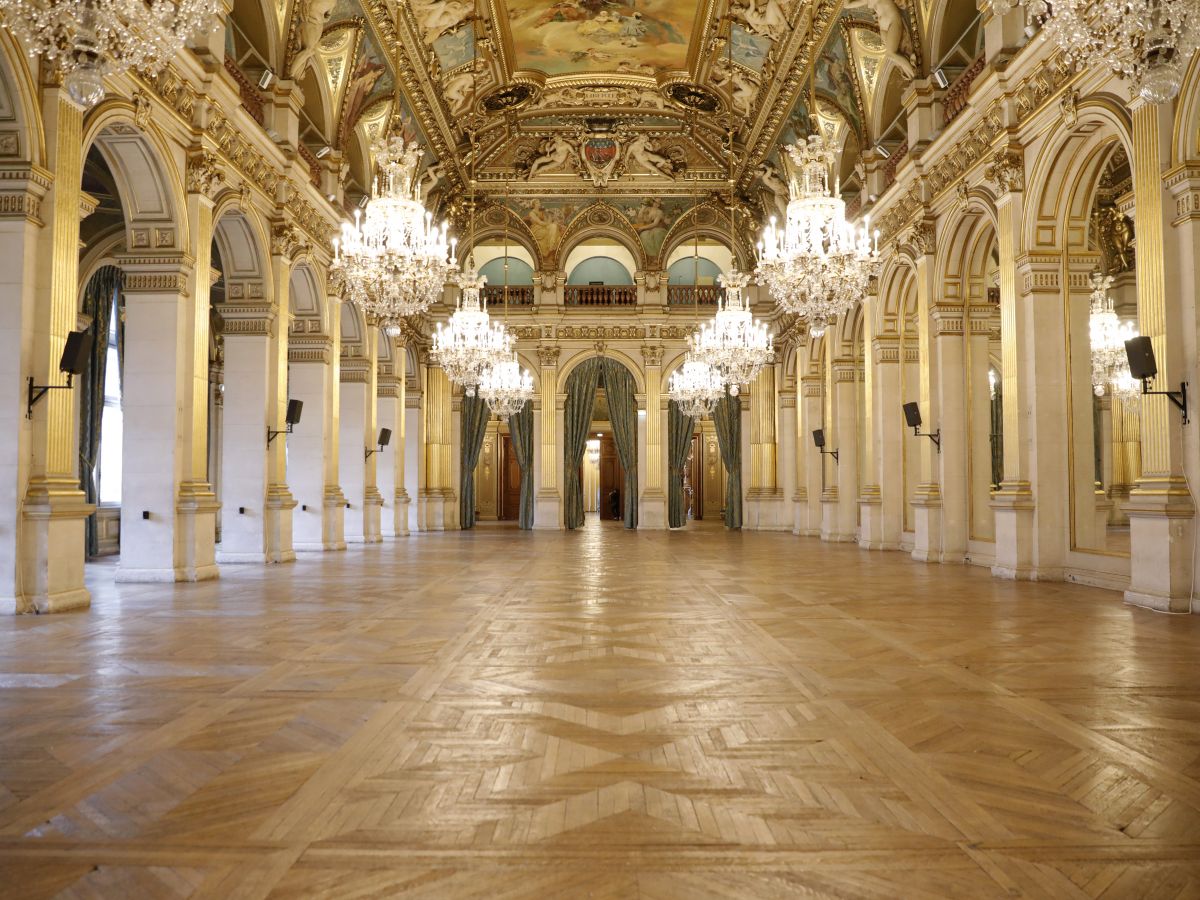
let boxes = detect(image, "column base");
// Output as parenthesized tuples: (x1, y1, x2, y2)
(16, 478, 94, 614)
(417, 489, 455, 532)
(819, 490, 854, 542)
(639, 490, 668, 529)
(912, 483, 944, 562)
(991, 481, 1038, 580)
(745, 490, 788, 530)
(392, 489, 411, 537)
(322, 486, 347, 550)
(534, 489, 561, 530)
(177, 480, 220, 578)
(857, 488, 887, 550)
(116, 564, 220, 582)
(264, 483, 297, 563)
(1124, 479, 1195, 613)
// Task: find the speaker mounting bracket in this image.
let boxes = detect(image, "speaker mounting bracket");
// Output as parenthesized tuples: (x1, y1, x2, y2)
(26, 374, 74, 419)
(1140, 379, 1189, 425)
(266, 423, 294, 445)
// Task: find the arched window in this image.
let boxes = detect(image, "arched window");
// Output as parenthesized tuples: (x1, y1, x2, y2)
(566, 256, 633, 285)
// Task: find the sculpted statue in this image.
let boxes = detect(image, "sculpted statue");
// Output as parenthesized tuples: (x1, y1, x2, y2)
(625, 134, 674, 178)
(757, 160, 789, 220)
(527, 134, 574, 178)
(843, 0, 914, 78)
(714, 60, 759, 115)
(412, 0, 473, 44)
(735, 0, 788, 37)
(420, 160, 444, 201)
(442, 61, 483, 114)
(289, 0, 337, 79)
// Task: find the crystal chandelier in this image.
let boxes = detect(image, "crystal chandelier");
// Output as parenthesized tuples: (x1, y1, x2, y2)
(478, 352, 534, 419)
(1111, 363, 1142, 401)
(432, 269, 512, 397)
(331, 135, 455, 335)
(756, 133, 880, 338)
(1027, 0, 1200, 103)
(0, 0, 221, 108)
(668, 354, 727, 418)
(691, 270, 773, 396)
(1087, 270, 1139, 396)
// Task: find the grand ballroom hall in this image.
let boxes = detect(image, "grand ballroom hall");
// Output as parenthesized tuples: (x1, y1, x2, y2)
(1, 0, 1200, 895)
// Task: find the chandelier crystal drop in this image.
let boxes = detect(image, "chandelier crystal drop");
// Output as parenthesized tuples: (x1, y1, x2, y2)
(1030, 0, 1200, 103)
(691, 270, 773, 396)
(668, 354, 727, 418)
(1087, 271, 1139, 396)
(756, 134, 881, 337)
(478, 353, 534, 419)
(330, 135, 455, 334)
(431, 269, 512, 397)
(0, 0, 222, 108)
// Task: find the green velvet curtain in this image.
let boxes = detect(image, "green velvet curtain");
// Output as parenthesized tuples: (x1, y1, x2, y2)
(78, 266, 123, 557)
(563, 357, 603, 529)
(667, 400, 695, 528)
(509, 399, 535, 530)
(712, 392, 742, 529)
(601, 358, 638, 529)
(459, 392, 491, 529)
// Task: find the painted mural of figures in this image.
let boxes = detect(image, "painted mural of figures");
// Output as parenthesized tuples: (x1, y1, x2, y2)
(289, 0, 337, 79)
(631, 196, 669, 257)
(843, 0, 914, 78)
(340, 56, 386, 141)
(442, 60, 484, 114)
(527, 134, 574, 178)
(412, 0, 473, 44)
(735, 0, 788, 37)
(757, 160, 789, 221)
(525, 199, 565, 257)
(625, 134, 674, 178)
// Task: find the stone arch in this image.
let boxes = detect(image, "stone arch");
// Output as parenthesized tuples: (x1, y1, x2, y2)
(874, 256, 916, 337)
(1172, 53, 1200, 165)
(229, 0, 285, 76)
(556, 203, 647, 273)
(339, 298, 368, 356)
(83, 103, 187, 253)
(658, 202, 742, 268)
(464, 223, 541, 274)
(938, 206, 998, 310)
(289, 261, 328, 334)
(212, 207, 271, 307)
(513, 349, 542, 392)
(558, 349, 646, 396)
(1023, 97, 1133, 255)
(0, 32, 45, 167)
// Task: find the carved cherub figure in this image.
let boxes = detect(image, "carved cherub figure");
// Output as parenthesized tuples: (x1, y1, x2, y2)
(843, 0, 915, 78)
(527, 134, 574, 178)
(289, 0, 338, 79)
(625, 134, 674, 178)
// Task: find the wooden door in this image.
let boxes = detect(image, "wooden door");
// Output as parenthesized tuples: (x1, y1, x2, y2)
(597, 434, 625, 520)
(688, 432, 703, 520)
(499, 435, 521, 521)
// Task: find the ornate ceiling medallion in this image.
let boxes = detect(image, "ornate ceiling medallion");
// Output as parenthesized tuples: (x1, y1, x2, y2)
(482, 83, 536, 113)
(664, 82, 721, 112)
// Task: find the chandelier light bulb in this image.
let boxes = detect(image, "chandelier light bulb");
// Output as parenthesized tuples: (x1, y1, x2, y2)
(1087, 270, 1141, 397)
(756, 134, 880, 334)
(0, 0, 223, 109)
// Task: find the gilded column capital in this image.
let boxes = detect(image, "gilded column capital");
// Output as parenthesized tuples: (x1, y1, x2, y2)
(186, 148, 223, 199)
(117, 253, 194, 294)
(537, 345, 561, 367)
(985, 144, 1025, 195)
(270, 219, 309, 260)
(640, 344, 664, 366)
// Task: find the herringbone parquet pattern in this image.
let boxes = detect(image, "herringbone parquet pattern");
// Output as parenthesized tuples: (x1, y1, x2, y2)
(1, 522, 1199, 898)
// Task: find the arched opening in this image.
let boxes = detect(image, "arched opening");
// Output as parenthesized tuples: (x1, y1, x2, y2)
(566, 255, 633, 285)
(561, 237, 640, 307)
(563, 357, 640, 529)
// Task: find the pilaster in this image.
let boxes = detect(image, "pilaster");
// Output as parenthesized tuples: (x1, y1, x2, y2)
(639, 344, 667, 528)
(535, 344, 562, 528)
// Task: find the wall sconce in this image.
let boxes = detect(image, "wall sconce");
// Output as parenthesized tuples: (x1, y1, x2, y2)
(365, 427, 392, 460)
(267, 398, 303, 445)
(812, 428, 838, 463)
(903, 402, 941, 451)
(27, 331, 92, 419)
(1126, 336, 1189, 424)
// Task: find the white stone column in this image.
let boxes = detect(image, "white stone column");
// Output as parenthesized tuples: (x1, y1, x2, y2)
(967, 304, 998, 544)
(908, 222, 944, 562)
(930, 306, 968, 563)
(340, 328, 382, 543)
(874, 334, 905, 549)
(418, 362, 455, 530)
(822, 358, 859, 542)
(798, 370, 825, 536)
(391, 334, 411, 536)
(17, 91, 93, 610)
(639, 344, 668, 528)
(117, 256, 219, 581)
(858, 294, 884, 549)
(376, 368, 401, 538)
(404, 362, 421, 534)
(288, 330, 345, 551)
(745, 358, 787, 529)
(0, 168, 49, 612)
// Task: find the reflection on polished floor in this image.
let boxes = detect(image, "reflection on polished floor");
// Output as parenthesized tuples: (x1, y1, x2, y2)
(2, 525, 1200, 898)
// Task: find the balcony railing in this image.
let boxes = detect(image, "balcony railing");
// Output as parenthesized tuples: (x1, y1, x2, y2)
(667, 284, 724, 307)
(223, 57, 266, 126)
(942, 54, 986, 126)
(564, 284, 637, 307)
(297, 143, 322, 189)
(882, 139, 909, 190)
(483, 284, 535, 307)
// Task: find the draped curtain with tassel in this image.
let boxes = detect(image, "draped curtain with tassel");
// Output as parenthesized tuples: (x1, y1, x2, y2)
(509, 399, 535, 530)
(712, 392, 743, 529)
(563, 358, 603, 529)
(667, 400, 694, 528)
(459, 393, 491, 529)
(600, 358, 639, 529)
(78, 266, 123, 557)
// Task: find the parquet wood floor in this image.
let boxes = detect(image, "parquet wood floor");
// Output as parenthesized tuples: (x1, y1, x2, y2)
(2, 521, 1200, 899)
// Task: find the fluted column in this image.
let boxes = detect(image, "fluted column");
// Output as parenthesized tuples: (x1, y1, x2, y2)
(798, 365, 825, 537)
(640, 344, 667, 528)
(1126, 103, 1195, 611)
(930, 305, 968, 563)
(873, 334, 905, 549)
(391, 335, 411, 536)
(858, 293, 884, 548)
(821, 358, 859, 541)
(535, 344, 561, 528)
(745, 356, 787, 529)
(418, 363, 455, 530)
(18, 90, 92, 611)
(908, 220, 944, 562)
(376, 356, 401, 538)
(967, 303, 997, 545)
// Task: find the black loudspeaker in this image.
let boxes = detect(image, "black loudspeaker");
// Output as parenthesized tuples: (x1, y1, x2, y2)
(285, 398, 304, 425)
(812, 428, 825, 448)
(60, 331, 93, 375)
(1125, 335, 1157, 381)
(903, 401, 922, 429)
(378, 427, 392, 447)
